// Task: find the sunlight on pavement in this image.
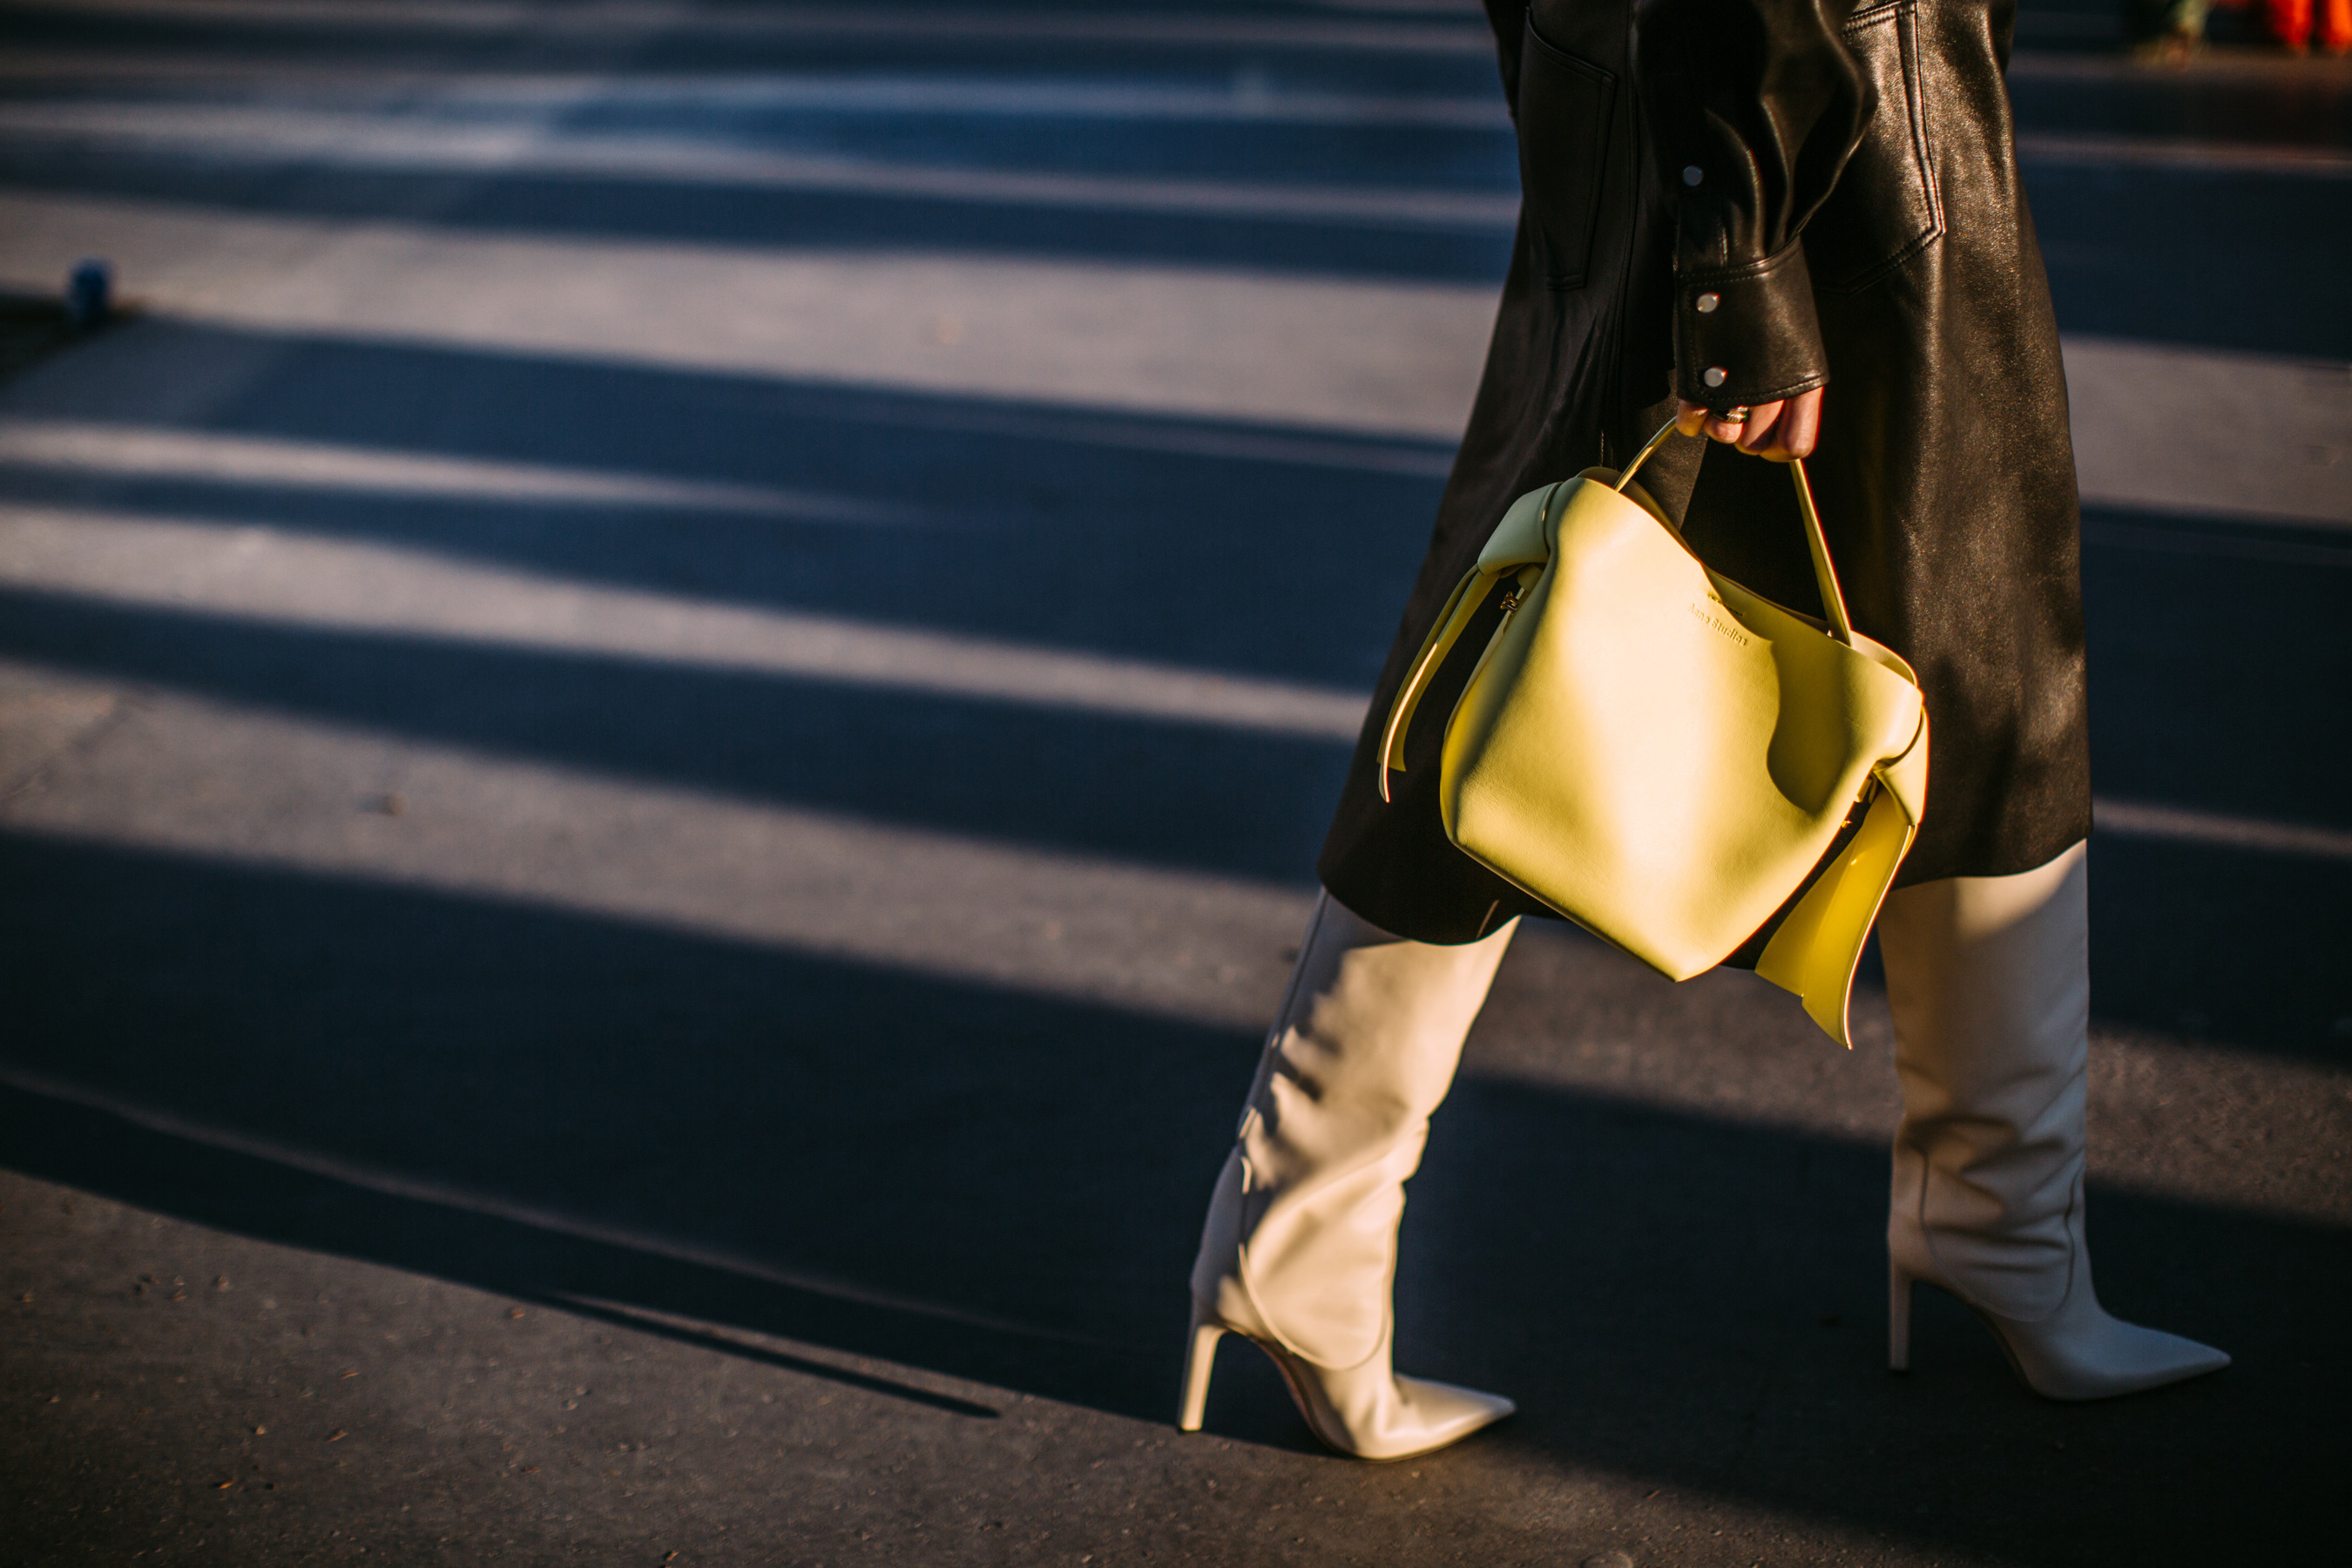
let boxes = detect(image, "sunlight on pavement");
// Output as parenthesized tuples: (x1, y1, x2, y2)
(2061, 337, 2352, 526)
(0, 57, 1520, 129)
(0, 418, 917, 521)
(9, 0, 1505, 51)
(0, 502, 1372, 737)
(0, 103, 1526, 229)
(2091, 798, 2352, 861)
(0, 188, 1499, 441)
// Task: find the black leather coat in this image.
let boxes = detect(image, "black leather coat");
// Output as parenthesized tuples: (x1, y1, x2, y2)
(1319, 0, 2091, 944)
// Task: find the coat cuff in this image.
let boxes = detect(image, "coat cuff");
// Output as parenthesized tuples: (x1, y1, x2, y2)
(1673, 240, 1829, 411)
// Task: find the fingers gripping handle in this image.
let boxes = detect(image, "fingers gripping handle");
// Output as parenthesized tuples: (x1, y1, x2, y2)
(1617, 419, 1855, 648)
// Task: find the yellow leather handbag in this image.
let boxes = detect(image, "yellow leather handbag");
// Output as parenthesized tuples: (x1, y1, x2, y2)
(1379, 422, 1929, 1046)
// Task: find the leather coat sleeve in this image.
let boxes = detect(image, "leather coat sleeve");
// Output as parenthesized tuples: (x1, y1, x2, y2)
(1636, 0, 1870, 410)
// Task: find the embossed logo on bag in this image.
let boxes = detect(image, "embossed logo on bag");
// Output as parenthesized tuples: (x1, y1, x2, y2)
(1688, 600, 1756, 648)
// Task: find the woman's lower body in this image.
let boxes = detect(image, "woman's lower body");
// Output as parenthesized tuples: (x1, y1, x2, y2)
(1179, 843, 2227, 1460)
(1198, 0, 2177, 1467)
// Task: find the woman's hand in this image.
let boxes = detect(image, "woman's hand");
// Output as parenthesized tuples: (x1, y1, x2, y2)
(1674, 386, 1824, 462)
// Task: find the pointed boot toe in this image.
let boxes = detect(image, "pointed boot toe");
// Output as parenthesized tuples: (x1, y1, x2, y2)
(1279, 1352, 1514, 1462)
(1389, 1375, 1516, 1454)
(1989, 1293, 2231, 1402)
(1179, 1303, 1517, 1462)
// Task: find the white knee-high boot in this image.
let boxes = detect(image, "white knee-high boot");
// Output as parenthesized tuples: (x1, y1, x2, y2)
(1880, 841, 2229, 1399)
(1178, 890, 1518, 1459)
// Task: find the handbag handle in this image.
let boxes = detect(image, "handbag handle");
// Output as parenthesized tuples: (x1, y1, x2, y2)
(1616, 419, 1856, 647)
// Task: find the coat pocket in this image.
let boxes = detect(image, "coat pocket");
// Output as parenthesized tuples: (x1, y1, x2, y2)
(1805, 0, 1943, 293)
(1516, 16, 1616, 293)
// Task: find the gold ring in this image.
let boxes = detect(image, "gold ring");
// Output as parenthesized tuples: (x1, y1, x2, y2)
(1719, 406, 1751, 424)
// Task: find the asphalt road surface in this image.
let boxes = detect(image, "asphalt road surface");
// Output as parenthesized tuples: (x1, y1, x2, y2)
(1, 3, 2348, 1565)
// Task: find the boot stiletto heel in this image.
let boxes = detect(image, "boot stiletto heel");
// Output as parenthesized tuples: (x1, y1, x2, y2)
(1889, 1260, 1913, 1373)
(1177, 1311, 1224, 1433)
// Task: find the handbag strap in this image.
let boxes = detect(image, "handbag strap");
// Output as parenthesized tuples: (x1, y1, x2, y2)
(1377, 558, 1530, 801)
(1616, 419, 1856, 647)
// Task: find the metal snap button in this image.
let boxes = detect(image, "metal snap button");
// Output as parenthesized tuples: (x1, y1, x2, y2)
(1682, 166, 1704, 186)
(1703, 366, 1729, 388)
(1695, 292, 1720, 314)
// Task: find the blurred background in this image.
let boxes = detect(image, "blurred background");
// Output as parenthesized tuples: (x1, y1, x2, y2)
(0, 2, 2346, 1565)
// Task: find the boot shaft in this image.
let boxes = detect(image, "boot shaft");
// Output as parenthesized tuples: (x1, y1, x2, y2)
(1881, 843, 2089, 1320)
